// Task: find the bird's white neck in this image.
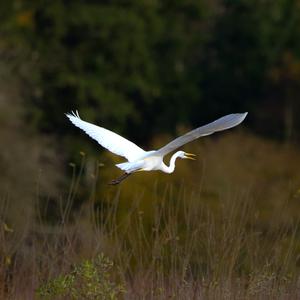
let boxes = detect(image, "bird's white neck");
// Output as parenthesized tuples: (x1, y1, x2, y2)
(162, 151, 182, 174)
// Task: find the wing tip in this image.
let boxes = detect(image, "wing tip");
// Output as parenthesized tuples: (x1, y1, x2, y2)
(231, 112, 248, 126)
(65, 110, 81, 120)
(230, 112, 248, 123)
(240, 112, 248, 121)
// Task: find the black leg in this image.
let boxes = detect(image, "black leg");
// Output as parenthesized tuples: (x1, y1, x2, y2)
(108, 173, 132, 185)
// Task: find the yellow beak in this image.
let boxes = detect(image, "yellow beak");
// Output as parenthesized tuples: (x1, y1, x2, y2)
(184, 152, 196, 160)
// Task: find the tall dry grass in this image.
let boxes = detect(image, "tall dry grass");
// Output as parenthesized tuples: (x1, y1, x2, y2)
(1, 133, 300, 299)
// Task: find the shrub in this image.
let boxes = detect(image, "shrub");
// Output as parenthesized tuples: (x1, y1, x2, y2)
(36, 253, 125, 300)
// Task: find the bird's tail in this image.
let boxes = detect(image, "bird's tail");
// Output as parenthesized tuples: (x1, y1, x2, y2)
(116, 161, 143, 173)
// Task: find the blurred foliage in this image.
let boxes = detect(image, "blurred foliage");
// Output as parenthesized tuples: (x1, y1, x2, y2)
(1, 132, 300, 297)
(1, 1, 300, 297)
(0, 64, 64, 232)
(36, 253, 125, 300)
(1, 0, 300, 145)
(0, 0, 300, 232)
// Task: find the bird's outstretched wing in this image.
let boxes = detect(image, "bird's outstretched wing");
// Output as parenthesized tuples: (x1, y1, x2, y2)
(156, 113, 248, 156)
(66, 111, 145, 162)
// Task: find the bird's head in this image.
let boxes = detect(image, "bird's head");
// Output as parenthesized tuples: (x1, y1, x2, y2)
(177, 151, 196, 160)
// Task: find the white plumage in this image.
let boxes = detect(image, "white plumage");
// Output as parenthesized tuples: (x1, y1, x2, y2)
(66, 111, 145, 162)
(66, 111, 248, 184)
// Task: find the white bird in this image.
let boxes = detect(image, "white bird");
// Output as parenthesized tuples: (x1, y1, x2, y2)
(66, 111, 247, 185)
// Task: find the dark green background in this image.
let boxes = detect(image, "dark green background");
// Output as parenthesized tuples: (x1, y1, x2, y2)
(2, 0, 300, 145)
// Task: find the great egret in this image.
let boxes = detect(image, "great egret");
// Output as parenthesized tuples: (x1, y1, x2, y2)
(66, 111, 247, 184)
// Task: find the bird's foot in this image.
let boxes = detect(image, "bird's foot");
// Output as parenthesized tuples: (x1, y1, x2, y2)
(108, 173, 131, 185)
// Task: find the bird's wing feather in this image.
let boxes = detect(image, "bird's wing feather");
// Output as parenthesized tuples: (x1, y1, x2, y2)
(156, 113, 248, 156)
(66, 111, 145, 162)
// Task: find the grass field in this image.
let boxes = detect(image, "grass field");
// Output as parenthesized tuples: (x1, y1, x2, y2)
(1, 133, 300, 299)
